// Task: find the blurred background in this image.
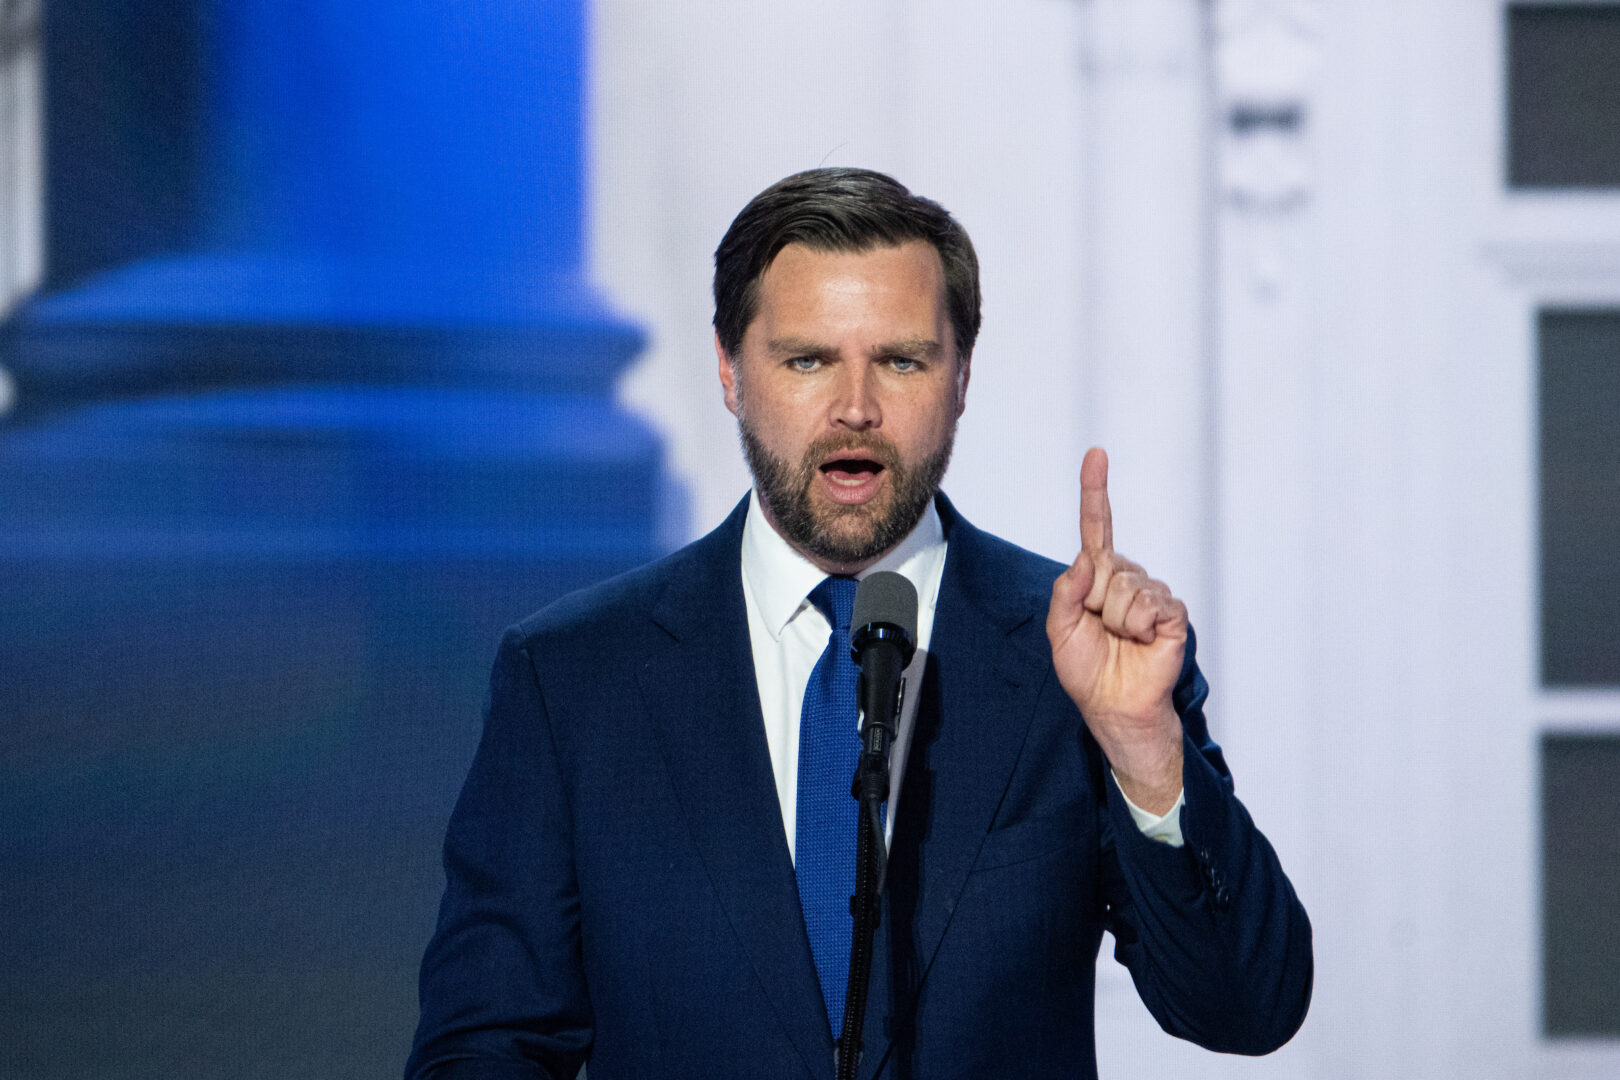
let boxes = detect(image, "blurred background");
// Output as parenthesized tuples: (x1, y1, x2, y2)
(1, 1, 1616, 1077)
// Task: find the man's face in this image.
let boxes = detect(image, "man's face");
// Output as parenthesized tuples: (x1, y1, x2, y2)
(717, 240, 970, 572)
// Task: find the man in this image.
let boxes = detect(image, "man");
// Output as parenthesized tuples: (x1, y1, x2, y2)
(406, 168, 1312, 1079)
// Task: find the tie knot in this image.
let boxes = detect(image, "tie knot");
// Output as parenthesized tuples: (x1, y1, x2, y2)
(808, 575, 859, 632)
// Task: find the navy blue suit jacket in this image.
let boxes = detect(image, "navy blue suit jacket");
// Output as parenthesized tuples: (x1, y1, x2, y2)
(407, 496, 1312, 1079)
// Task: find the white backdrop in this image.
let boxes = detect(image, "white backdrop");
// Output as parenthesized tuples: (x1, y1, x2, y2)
(589, 1, 1620, 1077)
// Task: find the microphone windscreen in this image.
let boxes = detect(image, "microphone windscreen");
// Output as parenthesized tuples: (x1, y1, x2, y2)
(851, 571, 919, 647)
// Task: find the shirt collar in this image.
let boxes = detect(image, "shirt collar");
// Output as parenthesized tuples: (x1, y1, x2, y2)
(741, 488, 947, 641)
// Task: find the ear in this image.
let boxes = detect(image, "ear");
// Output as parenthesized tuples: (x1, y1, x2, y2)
(716, 332, 742, 418)
(953, 350, 972, 418)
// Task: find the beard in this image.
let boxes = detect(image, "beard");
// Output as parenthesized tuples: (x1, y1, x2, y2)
(738, 419, 954, 567)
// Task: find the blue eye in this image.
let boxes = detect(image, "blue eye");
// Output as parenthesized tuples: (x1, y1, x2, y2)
(888, 356, 919, 372)
(788, 356, 821, 372)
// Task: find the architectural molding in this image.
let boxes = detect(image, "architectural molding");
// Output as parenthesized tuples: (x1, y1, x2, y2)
(1214, 0, 1318, 300)
(1215, 0, 1318, 210)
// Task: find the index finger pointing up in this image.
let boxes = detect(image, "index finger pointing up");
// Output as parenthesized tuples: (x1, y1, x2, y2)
(1080, 446, 1112, 553)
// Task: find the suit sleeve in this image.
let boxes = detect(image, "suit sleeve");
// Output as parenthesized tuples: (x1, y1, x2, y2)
(405, 628, 593, 1080)
(1092, 626, 1314, 1055)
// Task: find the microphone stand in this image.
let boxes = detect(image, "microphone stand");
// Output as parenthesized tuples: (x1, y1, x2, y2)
(836, 651, 906, 1080)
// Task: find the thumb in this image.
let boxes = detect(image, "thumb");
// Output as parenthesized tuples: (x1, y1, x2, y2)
(1049, 550, 1096, 628)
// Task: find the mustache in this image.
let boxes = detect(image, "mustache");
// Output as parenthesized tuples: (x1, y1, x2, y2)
(803, 432, 901, 471)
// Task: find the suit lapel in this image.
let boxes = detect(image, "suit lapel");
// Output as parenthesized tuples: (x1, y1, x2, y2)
(866, 499, 1055, 1076)
(907, 552, 1052, 973)
(639, 499, 836, 1080)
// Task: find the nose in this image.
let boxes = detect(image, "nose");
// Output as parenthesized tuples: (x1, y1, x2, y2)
(830, 358, 881, 431)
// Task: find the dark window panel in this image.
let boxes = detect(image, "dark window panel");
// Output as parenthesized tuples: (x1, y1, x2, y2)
(1539, 309, 1620, 687)
(1542, 732, 1620, 1036)
(1509, 5, 1620, 188)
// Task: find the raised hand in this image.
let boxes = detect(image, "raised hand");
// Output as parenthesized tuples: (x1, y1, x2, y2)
(1045, 448, 1186, 814)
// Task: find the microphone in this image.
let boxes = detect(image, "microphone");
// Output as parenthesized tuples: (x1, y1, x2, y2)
(837, 572, 919, 1077)
(849, 571, 918, 773)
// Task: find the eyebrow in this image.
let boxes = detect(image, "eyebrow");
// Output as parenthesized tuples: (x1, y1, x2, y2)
(764, 336, 945, 360)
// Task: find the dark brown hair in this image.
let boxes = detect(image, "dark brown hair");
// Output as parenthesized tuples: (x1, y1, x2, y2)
(712, 168, 981, 360)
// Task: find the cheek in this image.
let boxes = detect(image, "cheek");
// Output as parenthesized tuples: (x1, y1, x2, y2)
(750, 380, 827, 436)
(897, 395, 960, 451)
(740, 397, 814, 460)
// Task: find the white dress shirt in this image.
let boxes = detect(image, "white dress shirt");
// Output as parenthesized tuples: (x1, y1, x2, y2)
(738, 491, 1183, 863)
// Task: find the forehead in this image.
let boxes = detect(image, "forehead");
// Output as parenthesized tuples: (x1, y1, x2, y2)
(748, 241, 950, 345)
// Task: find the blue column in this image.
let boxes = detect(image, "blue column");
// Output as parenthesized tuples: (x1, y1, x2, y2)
(11, 0, 644, 402)
(0, 4, 673, 1074)
(1, 0, 668, 559)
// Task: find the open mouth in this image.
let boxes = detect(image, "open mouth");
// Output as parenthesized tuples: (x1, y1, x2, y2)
(817, 451, 888, 505)
(820, 456, 885, 486)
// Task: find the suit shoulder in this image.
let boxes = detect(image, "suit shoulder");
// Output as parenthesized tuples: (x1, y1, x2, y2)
(943, 506, 1069, 612)
(506, 493, 751, 649)
(964, 528, 1068, 584)
(509, 541, 708, 646)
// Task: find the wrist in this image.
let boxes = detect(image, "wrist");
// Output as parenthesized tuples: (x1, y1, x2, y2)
(1095, 717, 1183, 815)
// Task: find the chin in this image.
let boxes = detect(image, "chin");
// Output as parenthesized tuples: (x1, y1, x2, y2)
(797, 505, 900, 565)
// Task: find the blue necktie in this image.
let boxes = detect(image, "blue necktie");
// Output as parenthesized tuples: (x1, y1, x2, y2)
(796, 575, 861, 1036)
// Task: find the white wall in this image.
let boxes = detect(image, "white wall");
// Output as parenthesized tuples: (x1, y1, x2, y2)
(591, 1, 1620, 1078)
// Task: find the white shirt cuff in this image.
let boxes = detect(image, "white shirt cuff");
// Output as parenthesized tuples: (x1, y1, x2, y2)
(1114, 773, 1185, 848)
